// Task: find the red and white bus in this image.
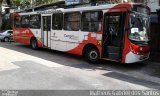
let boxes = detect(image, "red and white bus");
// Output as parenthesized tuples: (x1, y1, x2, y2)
(13, 3, 150, 63)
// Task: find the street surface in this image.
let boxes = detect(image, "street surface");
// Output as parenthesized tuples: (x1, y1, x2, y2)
(0, 42, 160, 90)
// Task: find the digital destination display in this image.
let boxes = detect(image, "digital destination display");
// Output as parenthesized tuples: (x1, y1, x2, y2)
(65, 0, 90, 5)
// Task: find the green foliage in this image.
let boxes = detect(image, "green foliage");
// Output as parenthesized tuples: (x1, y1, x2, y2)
(13, 0, 21, 6)
(1, 19, 12, 30)
(34, 0, 58, 6)
(13, 0, 58, 8)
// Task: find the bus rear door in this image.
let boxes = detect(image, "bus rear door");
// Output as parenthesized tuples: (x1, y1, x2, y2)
(102, 12, 126, 61)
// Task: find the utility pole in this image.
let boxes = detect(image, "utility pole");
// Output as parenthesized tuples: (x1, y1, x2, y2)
(0, 0, 12, 30)
(31, 0, 34, 12)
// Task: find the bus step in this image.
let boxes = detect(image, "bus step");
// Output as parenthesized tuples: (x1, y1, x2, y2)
(102, 58, 121, 62)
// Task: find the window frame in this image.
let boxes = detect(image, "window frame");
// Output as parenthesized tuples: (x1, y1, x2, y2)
(14, 16, 21, 28)
(64, 12, 81, 31)
(81, 11, 103, 32)
(52, 13, 63, 30)
(8, 31, 13, 34)
(21, 15, 30, 28)
(30, 14, 41, 29)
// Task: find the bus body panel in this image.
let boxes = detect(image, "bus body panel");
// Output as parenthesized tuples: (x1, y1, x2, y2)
(13, 28, 43, 47)
(125, 52, 149, 63)
(13, 3, 150, 63)
(13, 28, 33, 45)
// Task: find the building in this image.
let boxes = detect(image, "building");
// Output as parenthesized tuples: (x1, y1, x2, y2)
(147, 0, 160, 12)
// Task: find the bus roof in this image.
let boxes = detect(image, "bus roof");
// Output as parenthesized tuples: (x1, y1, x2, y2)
(18, 3, 147, 15)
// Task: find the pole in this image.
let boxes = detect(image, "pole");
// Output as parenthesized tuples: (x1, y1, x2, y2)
(31, 0, 34, 12)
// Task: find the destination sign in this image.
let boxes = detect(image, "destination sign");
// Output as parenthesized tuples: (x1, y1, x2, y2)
(37, 10, 62, 14)
(65, 0, 89, 5)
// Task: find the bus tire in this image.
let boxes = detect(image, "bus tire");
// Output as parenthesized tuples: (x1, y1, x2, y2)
(4, 37, 9, 42)
(31, 38, 38, 49)
(85, 46, 100, 64)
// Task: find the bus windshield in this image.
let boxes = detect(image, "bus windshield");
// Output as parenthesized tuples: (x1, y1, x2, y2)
(129, 12, 150, 42)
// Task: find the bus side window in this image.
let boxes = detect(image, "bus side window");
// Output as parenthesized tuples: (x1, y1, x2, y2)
(14, 16, 21, 28)
(21, 15, 30, 28)
(64, 12, 80, 31)
(52, 13, 63, 30)
(30, 15, 41, 29)
(81, 11, 102, 32)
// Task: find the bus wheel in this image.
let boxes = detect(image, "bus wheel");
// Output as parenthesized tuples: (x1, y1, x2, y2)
(85, 46, 100, 64)
(31, 38, 38, 49)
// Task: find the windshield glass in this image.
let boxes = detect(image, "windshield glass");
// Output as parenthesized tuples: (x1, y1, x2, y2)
(129, 12, 150, 42)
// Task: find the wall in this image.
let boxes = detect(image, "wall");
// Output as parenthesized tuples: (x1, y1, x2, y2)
(150, 23, 160, 62)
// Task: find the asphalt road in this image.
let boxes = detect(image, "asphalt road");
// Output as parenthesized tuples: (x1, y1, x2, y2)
(0, 42, 160, 90)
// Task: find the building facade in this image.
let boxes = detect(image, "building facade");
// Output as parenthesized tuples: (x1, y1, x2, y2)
(147, 0, 160, 12)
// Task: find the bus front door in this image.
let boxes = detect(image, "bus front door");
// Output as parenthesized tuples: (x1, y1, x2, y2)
(102, 13, 125, 61)
(42, 16, 51, 48)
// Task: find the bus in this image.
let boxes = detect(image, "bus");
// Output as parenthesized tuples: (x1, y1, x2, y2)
(13, 3, 150, 64)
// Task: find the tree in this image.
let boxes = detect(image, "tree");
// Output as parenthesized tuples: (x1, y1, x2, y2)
(12, 0, 58, 10)
(34, 0, 58, 6)
(20, 0, 31, 10)
(13, 0, 21, 6)
(0, 0, 12, 30)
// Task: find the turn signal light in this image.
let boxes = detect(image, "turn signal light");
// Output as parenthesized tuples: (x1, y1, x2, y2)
(98, 40, 102, 46)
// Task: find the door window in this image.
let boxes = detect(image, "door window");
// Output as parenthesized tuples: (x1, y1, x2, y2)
(43, 16, 51, 31)
(106, 13, 122, 47)
(8, 31, 13, 34)
(43, 17, 47, 31)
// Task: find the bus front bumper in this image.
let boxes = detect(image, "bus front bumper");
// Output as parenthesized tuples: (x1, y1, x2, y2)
(125, 52, 150, 63)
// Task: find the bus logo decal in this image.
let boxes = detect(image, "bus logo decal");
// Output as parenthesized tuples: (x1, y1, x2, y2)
(64, 34, 78, 40)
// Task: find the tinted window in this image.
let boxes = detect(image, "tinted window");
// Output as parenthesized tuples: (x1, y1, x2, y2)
(108, 15, 120, 36)
(104, 12, 127, 46)
(30, 15, 41, 29)
(43, 16, 51, 31)
(14, 16, 21, 28)
(21, 15, 30, 28)
(64, 12, 80, 31)
(82, 11, 102, 32)
(8, 31, 13, 34)
(52, 13, 63, 30)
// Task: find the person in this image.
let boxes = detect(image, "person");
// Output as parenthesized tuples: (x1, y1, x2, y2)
(66, 22, 72, 31)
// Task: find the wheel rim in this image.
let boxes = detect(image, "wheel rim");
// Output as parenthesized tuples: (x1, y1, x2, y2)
(4, 38, 9, 42)
(89, 50, 98, 60)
